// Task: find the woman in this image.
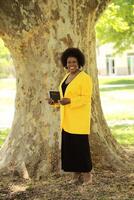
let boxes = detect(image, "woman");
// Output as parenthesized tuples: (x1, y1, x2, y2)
(48, 47, 93, 184)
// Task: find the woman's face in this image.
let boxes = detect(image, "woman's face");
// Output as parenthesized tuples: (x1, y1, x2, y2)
(66, 57, 79, 73)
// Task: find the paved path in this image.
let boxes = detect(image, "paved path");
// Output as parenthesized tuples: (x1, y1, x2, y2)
(108, 120, 134, 126)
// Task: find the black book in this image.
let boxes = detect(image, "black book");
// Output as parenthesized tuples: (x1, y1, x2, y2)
(49, 91, 60, 103)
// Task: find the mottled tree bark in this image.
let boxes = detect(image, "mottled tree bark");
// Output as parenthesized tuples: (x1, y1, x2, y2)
(0, 0, 129, 179)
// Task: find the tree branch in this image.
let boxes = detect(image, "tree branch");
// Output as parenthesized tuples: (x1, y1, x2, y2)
(95, 0, 112, 21)
(0, 0, 43, 36)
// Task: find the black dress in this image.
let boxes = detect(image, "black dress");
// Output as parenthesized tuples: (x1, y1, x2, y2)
(61, 78, 92, 172)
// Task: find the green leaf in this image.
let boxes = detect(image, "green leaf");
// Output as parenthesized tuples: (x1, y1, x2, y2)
(96, 0, 134, 53)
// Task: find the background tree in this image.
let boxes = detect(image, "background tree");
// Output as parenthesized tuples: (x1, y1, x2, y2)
(0, 38, 14, 77)
(0, 0, 130, 179)
(96, 0, 134, 52)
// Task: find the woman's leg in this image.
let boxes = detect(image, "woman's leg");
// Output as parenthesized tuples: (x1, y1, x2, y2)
(70, 171, 92, 184)
(68, 172, 82, 184)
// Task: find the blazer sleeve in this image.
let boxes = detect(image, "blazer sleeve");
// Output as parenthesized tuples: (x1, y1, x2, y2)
(70, 76, 92, 108)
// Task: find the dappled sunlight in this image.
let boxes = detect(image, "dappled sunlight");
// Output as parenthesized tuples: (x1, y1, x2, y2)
(0, 169, 134, 199)
(10, 184, 28, 194)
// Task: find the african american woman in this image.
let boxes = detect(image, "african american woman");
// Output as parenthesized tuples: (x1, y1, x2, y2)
(48, 47, 93, 185)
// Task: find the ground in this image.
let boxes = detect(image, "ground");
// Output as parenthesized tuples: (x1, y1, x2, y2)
(0, 147, 133, 200)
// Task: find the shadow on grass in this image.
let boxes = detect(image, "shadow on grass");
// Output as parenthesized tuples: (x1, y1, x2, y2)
(110, 124, 134, 145)
(100, 84, 134, 92)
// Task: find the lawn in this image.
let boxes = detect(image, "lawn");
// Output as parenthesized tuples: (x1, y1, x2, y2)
(111, 124, 134, 146)
(100, 90, 134, 120)
(98, 76, 134, 85)
(99, 76, 134, 121)
(0, 76, 134, 147)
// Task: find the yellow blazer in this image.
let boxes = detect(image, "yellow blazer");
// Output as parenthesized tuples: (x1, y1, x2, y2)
(59, 70, 93, 134)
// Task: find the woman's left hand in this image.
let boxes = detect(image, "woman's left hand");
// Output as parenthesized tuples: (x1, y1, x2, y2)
(58, 98, 71, 105)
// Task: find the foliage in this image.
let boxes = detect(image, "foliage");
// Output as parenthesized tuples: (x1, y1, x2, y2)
(0, 38, 14, 78)
(96, 0, 134, 52)
(0, 129, 9, 147)
(0, 39, 11, 67)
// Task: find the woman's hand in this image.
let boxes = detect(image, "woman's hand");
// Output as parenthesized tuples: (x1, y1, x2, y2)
(48, 98, 54, 105)
(58, 98, 71, 105)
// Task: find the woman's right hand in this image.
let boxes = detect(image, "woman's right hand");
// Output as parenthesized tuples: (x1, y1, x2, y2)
(48, 98, 54, 105)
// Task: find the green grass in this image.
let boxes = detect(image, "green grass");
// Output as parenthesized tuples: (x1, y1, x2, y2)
(99, 76, 134, 120)
(99, 76, 134, 85)
(100, 84, 134, 92)
(99, 76, 134, 145)
(100, 90, 134, 120)
(0, 125, 133, 147)
(0, 129, 9, 147)
(111, 124, 134, 145)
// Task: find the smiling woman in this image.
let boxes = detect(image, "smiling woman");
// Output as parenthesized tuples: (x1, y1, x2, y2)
(0, 0, 132, 181)
(48, 47, 93, 184)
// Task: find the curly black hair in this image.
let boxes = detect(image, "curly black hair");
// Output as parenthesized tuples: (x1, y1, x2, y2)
(61, 48, 85, 68)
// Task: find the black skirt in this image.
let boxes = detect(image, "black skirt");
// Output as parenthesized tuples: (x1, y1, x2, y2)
(61, 129, 92, 172)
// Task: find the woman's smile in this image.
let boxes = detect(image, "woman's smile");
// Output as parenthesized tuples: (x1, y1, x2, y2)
(70, 66, 76, 70)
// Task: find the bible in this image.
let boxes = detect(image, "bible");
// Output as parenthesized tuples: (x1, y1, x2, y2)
(49, 91, 60, 103)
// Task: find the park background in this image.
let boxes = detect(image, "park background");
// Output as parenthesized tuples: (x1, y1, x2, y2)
(0, 0, 134, 200)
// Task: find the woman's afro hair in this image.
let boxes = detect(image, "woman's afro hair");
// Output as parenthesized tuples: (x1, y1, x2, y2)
(61, 47, 85, 68)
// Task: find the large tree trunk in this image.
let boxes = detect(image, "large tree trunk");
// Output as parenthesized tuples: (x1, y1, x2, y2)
(0, 0, 129, 179)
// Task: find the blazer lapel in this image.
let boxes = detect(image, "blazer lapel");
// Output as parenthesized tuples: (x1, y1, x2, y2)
(64, 71, 83, 96)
